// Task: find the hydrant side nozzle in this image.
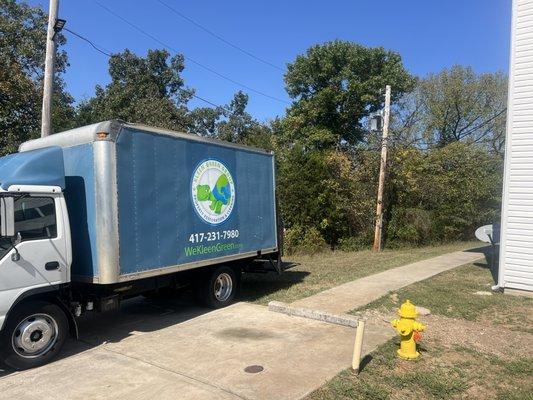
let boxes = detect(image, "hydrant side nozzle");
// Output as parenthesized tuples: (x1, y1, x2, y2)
(413, 321, 426, 332)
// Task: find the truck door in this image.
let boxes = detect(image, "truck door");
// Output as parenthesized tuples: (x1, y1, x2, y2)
(0, 195, 68, 294)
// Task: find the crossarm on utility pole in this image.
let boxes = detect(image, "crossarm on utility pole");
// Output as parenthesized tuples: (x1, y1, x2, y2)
(372, 85, 391, 252)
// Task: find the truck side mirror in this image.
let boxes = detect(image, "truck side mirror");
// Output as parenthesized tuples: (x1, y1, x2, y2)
(0, 197, 15, 238)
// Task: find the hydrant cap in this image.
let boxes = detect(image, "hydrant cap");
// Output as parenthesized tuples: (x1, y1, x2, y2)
(398, 300, 417, 319)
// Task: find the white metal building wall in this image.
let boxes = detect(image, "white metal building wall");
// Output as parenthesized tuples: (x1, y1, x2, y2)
(499, 0, 533, 292)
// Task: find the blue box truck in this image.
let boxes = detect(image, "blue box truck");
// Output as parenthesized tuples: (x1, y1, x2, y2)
(0, 120, 281, 369)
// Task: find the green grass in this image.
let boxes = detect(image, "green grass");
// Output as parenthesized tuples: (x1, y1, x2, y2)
(308, 260, 533, 400)
(239, 241, 481, 304)
(308, 339, 475, 400)
(354, 261, 533, 333)
(308, 325, 533, 400)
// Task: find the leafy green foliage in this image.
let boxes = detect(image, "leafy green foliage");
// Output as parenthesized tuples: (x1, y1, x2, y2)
(386, 142, 503, 245)
(284, 225, 328, 255)
(189, 91, 273, 148)
(0, 0, 73, 155)
(282, 40, 414, 149)
(277, 146, 368, 247)
(392, 66, 507, 154)
(76, 49, 193, 131)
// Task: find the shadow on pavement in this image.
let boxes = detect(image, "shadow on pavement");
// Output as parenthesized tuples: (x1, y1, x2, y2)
(0, 293, 208, 378)
(0, 263, 307, 377)
(0, 264, 308, 378)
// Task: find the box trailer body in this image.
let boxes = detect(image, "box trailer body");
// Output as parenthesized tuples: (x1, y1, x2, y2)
(0, 121, 280, 369)
(19, 120, 278, 284)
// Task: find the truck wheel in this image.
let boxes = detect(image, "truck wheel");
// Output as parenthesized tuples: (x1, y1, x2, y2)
(0, 301, 68, 370)
(201, 266, 239, 309)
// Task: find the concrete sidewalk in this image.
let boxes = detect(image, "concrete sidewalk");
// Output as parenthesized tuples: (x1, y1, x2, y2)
(291, 248, 486, 314)
(0, 302, 365, 400)
(0, 248, 486, 400)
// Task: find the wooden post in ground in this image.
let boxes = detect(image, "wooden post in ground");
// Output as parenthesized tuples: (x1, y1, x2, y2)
(41, 0, 60, 137)
(351, 320, 366, 373)
(372, 85, 391, 252)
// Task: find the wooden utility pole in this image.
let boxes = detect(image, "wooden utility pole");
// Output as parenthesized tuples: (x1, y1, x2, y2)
(41, 0, 60, 137)
(372, 85, 391, 252)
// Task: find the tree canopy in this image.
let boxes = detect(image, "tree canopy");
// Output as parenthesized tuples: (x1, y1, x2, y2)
(0, 0, 73, 155)
(281, 40, 415, 149)
(392, 66, 507, 154)
(76, 49, 193, 131)
(189, 91, 272, 147)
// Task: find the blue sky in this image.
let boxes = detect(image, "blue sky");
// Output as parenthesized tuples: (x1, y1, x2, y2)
(28, 0, 512, 122)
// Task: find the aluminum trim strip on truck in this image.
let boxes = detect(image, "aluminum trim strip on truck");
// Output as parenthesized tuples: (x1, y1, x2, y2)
(19, 120, 272, 156)
(93, 141, 120, 284)
(71, 247, 278, 283)
(19, 121, 122, 151)
(271, 153, 279, 250)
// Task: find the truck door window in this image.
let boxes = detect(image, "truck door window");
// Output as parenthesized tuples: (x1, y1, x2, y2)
(0, 197, 57, 260)
(14, 197, 57, 241)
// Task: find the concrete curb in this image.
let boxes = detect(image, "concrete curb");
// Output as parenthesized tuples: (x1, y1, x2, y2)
(268, 301, 360, 328)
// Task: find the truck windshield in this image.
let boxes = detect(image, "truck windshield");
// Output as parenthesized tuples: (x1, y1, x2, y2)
(0, 196, 57, 261)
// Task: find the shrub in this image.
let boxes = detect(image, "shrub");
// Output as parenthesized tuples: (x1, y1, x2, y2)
(284, 225, 328, 255)
(277, 141, 503, 252)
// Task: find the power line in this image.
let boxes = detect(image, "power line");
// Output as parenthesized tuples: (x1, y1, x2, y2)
(63, 28, 113, 57)
(155, 0, 284, 72)
(94, 1, 290, 105)
(63, 27, 231, 111)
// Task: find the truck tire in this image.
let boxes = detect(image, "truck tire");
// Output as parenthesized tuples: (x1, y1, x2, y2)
(0, 301, 68, 370)
(200, 265, 240, 309)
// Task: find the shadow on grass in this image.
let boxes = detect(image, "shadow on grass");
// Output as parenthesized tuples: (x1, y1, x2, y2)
(468, 244, 499, 284)
(239, 261, 310, 303)
(358, 354, 373, 373)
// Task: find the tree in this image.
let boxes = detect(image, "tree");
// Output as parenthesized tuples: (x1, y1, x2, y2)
(77, 49, 193, 131)
(277, 145, 367, 247)
(281, 40, 414, 149)
(0, 0, 74, 155)
(189, 91, 273, 149)
(392, 66, 507, 154)
(386, 143, 503, 245)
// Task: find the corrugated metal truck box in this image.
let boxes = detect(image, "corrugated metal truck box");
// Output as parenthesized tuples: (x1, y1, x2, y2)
(19, 121, 278, 284)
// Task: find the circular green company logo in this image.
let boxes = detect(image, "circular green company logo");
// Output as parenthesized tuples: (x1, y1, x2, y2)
(191, 160, 235, 225)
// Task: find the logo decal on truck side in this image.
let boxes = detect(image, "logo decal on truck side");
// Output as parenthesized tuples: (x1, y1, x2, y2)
(191, 159, 235, 225)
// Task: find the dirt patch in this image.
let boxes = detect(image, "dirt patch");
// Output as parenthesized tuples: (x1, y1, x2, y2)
(424, 314, 533, 359)
(311, 309, 533, 400)
(355, 309, 533, 360)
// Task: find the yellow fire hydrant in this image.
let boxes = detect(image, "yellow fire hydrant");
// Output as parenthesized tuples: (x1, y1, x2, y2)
(391, 300, 426, 360)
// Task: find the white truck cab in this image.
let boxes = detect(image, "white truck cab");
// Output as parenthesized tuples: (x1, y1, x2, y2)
(0, 186, 72, 369)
